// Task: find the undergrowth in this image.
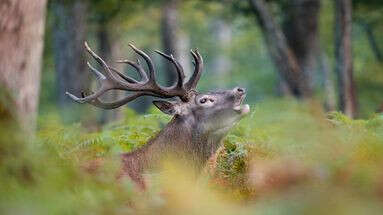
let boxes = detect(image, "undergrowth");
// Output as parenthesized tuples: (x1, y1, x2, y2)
(1, 98, 383, 214)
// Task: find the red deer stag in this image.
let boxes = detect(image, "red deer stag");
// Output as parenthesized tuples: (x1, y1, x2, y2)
(66, 42, 250, 189)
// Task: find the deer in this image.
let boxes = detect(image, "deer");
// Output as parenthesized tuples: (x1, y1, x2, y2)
(66, 42, 250, 189)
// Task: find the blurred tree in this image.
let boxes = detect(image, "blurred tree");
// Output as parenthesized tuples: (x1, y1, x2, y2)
(161, 0, 191, 85)
(248, 0, 312, 98)
(52, 0, 90, 109)
(335, 0, 358, 118)
(90, 0, 125, 123)
(97, 24, 125, 123)
(177, 33, 193, 78)
(211, 0, 340, 106)
(282, 0, 336, 110)
(0, 0, 47, 130)
(320, 52, 337, 111)
(211, 19, 233, 87)
(357, 20, 382, 62)
(281, 0, 320, 90)
(353, 0, 383, 62)
(90, 0, 161, 117)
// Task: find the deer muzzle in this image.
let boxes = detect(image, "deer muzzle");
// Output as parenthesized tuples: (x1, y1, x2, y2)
(233, 87, 250, 115)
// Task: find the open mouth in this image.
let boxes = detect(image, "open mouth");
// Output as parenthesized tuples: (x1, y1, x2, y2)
(233, 94, 250, 115)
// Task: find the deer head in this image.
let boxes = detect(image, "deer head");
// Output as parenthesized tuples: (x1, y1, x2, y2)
(153, 87, 249, 138)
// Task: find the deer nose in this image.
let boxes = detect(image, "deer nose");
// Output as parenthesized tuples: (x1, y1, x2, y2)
(234, 87, 246, 95)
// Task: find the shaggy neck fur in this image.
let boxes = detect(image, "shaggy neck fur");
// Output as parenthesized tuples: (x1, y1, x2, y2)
(120, 115, 228, 188)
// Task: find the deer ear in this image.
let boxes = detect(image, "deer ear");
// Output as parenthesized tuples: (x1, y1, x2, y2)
(153, 100, 178, 115)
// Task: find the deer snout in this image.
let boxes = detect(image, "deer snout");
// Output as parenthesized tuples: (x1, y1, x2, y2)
(232, 87, 250, 115)
(234, 87, 246, 96)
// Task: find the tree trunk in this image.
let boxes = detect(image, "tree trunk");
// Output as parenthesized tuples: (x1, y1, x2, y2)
(282, 0, 321, 90)
(320, 52, 337, 111)
(335, 0, 358, 118)
(248, 0, 311, 98)
(358, 20, 383, 62)
(161, 0, 187, 86)
(97, 24, 124, 123)
(52, 0, 89, 109)
(212, 19, 232, 87)
(0, 0, 47, 130)
(177, 33, 192, 79)
(276, 77, 292, 97)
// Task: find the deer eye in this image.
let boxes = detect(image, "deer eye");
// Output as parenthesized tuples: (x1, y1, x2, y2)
(200, 98, 207, 104)
(209, 99, 215, 103)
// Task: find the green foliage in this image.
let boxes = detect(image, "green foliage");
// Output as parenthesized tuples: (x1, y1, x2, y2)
(0, 93, 134, 214)
(38, 108, 171, 159)
(210, 99, 383, 203)
(4, 97, 383, 214)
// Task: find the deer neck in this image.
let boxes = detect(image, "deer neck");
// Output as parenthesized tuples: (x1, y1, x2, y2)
(121, 115, 228, 183)
(150, 116, 194, 150)
(148, 116, 226, 167)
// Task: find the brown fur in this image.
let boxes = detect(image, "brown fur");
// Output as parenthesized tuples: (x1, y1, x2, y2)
(119, 115, 227, 189)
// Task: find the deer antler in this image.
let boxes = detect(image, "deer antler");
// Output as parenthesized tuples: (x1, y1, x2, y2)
(66, 42, 203, 109)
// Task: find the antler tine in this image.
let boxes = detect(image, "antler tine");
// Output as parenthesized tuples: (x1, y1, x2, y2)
(88, 60, 138, 84)
(66, 42, 138, 106)
(154, 50, 185, 88)
(66, 87, 107, 104)
(116, 59, 148, 82)
(108, 66, 139, 84)
(87, 92, 147, 109)
(127, 43, 187, 99)
(84, 42, 122, 84)
(128, 43, 156, 81)
(87, 62, 106, 80)
(77, 91, 145, 109)
(185, 49, 203, 90)
(85, 89, 180, 109)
